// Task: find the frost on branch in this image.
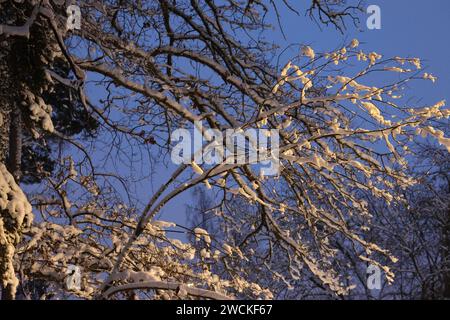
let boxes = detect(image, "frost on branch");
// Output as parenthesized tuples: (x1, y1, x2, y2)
(199, 40, 450, 296)
(3, 1, 448, 300)
(22, 90, 55, 137)
(0, 163, 33, 298)
(17, 189, 270, 299)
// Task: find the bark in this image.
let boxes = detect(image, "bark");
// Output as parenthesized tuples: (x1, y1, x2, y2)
(6, 106, 22, 183)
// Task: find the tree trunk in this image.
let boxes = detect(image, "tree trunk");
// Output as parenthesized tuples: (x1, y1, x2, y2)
(7, 106, 22, 183)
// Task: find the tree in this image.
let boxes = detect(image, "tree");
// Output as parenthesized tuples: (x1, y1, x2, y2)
(0, 0, 97, 298)
(349, 139, 450, 300)
(189, 130, 450, 300)
(0, 0, 449, 300)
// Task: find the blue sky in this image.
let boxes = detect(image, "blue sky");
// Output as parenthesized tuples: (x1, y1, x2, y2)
(52, 1, 449, 233)
(270, 0, 449, 103)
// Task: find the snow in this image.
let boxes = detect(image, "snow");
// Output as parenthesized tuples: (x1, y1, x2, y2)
(153, 220, 176, 229)
(301, 46, 315, 60)
(200, 248, 211, 259)
(368, 52, 382, 65)
(385, 67, 410, 73)
(191, 161, 204, 175)
(272, 61, 314, 96)
(0, 163, 33, 227)
(112, 269, 163, 283)
(423, 72, 437, 83)
(350, 38, 359, 48)
(194, 227, 211, 245)
(361, 101, 391, 126)
(23, 91, 55, 134)
(0, 163, 33, 298)
(422, 126, 450, 152)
